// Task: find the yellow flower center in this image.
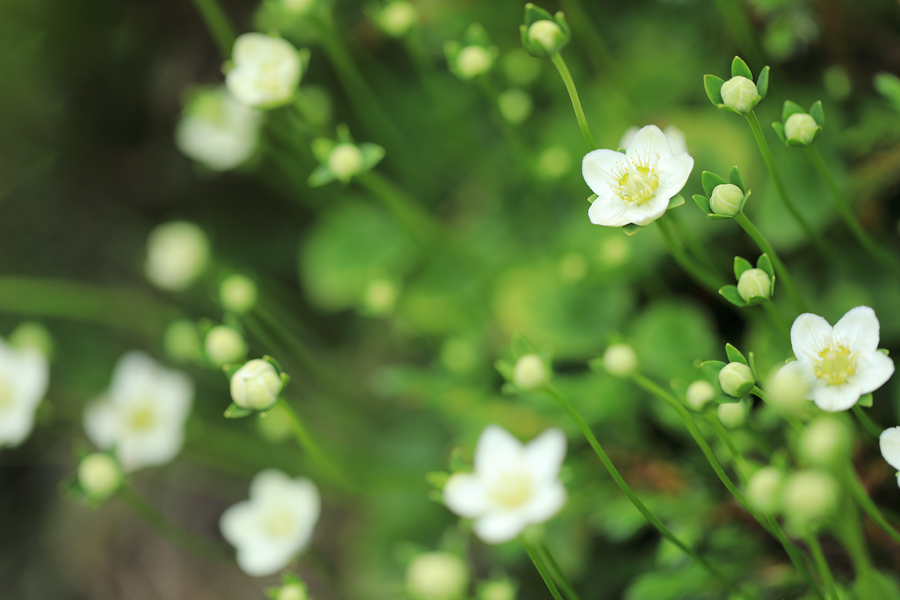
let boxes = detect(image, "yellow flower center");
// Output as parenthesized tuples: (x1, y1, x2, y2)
(0, 377, 14, 411)
(126, 402, 158, 433)
(610, 153, 659, 205)
(262, 507, 295, 538)
(814, 345, 857, 386)
(488, 472, 534, 509)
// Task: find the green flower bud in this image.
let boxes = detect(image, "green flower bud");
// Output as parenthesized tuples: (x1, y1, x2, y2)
(718, 362, 755, 398)
(785, 112, 819, 145)
(362, 278, 399, 315)
(478, 579, 516, 600)
(230, 358, 283, 411)
(686, 380, 716, 411)
(783, 470, 839, 532)
(767, 365, 810, 414)
(737, 268, 772, 302)
(798, 416, 853, 467)
(205, 325, 248, 366)
(406, 552, 469, 600)
(329, 143, 363, 182)
(376, 2, 417, 38)
(78, 453, 122, 500)
(10, 322, 54, 359)
(145, 221, 210, 291)
(497, 89, 532, 124)
(526, 20, 566, 56)
(513, 353, 549, 390)
(720, 76, 761, 114)
(456, 46, 493, 79)
(603, 343, 637, 378)
(276, 583, 309, 600)
(219, 274, 257, 314)
(746, 466, 785, 514)
(709, 183, 744, 216)
(717, 400, 748, 428)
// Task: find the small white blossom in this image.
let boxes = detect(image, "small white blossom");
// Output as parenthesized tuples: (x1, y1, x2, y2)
(879, 427, 900, 487)
(782, 306, 894, 412)
(175, 86, 261, 171)
(583, 125, 694, 227)
(220, 469, 321, 576)
(746, 466, 784, 513)
(145, 221, 210, 292)
(456, 46, 493, 79)
(709, 183, 744, 216)
(84, 352, 193, 471)
(443, 425, 566, 544)
(737, 268, 771, 302)
(376, 2, 418, 37)
(718, 362, 754, 397)
(226, 33, 303, 109)
(0, 339, 49, 448)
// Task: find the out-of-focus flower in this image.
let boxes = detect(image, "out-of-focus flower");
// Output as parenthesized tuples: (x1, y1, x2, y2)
(225, 33, 306, 109)
(220, 469, 320, 576)
(84, 352, 193, 471)
(144, 221, 210, 292)
(308, 125, 385, 187)
(176, 86, 261, 171)
(445, 25, 498, 81)
(879, 427, 900, 487)
(746, 466, 784, 513)
(603, 343, 637, 378)
(0, 338, 49, 449)
(717, 400, 748, 428)
(372, 1, 418, 38)
(219, 274, 258, 314)
(406, 552, 469, 600)
(443, 425, 566, 543)
(685, 380, 716, 411)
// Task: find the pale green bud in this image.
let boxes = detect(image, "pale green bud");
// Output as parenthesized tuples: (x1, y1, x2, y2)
(746, 466, 784, 513)
(498, 88, 532, 124)
(709, 183, 744, 216)
(377, 2, 417, 37)
(737, 268, 771, 302)
(145, 221, 210, 291)
(406, 552, 469, 600)
(526, 20, 566, 56)
(718, 362, 755, 398)
(686, 380, 716, 411)
(783, 470, 839, 531)
(329, 143, 363, 182)
(717, 400, 748, 428)
(785, 112, 818, 145)
(276, 583, 309, 600)
(479, 579, 516, 600)
(282, 0, 316, 15)
(219, 274, 257, 314)
(514, 353, 548, 390)
(767, 365, 810, 414)
(10, 322, 54, 359)
(78, 453, 122, 499)
(163, 319, 202, 363)
(230, 359, 283, 410)
(798, 416, 852, 467)
(603, 343, 637, 378)
(457, 46, 493, 79)
(205, 325, 248, 366)
(720, 76, 761, 114)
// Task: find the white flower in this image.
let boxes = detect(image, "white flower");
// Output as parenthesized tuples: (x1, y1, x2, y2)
(443, 425, 566, 544)
(175, 86, 261, 171)
(782, 306, 894, 412)
(84, 352, 193, 471)
(879, 427, 900, 487)
(226, 33, 303, 109)
(145, 221, 210, 292)
(220, 469, 321, 576)
(0, 339, 48, 448)
(583, 125, 694, 227)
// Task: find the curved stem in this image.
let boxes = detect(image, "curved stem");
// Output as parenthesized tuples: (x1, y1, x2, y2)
(276, 398, 356, 491)
(734, 212, 808, 313)
(852, 405, 882, 439)
(540, 385, 750, 599)
(537, 541, 583, 600)
(655, 216, 722, 293)
(669, 211, 720, 274)
(745, 111, 830, 256)
(549, 53, 597, 150)
(520, 537, 566, 600)
(833, 497, 875, 577)
(805, 534, 839, 600)
(189, 0, 235, 59)
(843, 462, 900, 547)
(751, 386, 804, 433)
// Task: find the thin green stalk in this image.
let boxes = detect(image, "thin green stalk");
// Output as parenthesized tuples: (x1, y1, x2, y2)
(805, 145, 900, 278)
(119, 487, 228, 560)
(745, 111, 830, 256)
(710, 0, 765, 67)
(631, 373, 825, 600)
(842, 463, 900, 546)
(549, 53, 597, 150)
(537, 541, 583, 600)
(520, 537, 566, 600)
(805, 534, 839, 600)
(541, 385, 750, 599)
(734, 211, 808, 313)
(705, 414, 750, 482)
(276, 398, 356, 491)
(655, 215, 723, 293)
(189, 0, 236, 59)
(752, 386, 804, 433)
(356, 171, 441, 246)
(833, 498, 875, 577)
(763, 298, 791, 343)
(852, 405, 882, 439)
(669, 211, 720, 274)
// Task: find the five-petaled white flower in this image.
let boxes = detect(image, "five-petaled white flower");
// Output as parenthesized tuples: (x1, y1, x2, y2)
(175, 86, 262, 171)
(879, 427, 900, 488)
(443, 425, 566, 544)
(781, 306, 894, 412)
(226, 33, 302, 109)
(220, 469, 321, 576)
(582, 124, 694, 227)
(84, 352, 193, 471)
(0, 338, 49, 448)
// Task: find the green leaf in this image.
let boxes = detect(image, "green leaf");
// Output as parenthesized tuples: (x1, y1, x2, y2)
(701, 360, 727, 378)
(667, 194, 685, 209)
(310, 138, 335, 164)
(586, 193, 598, 204)
(307, 164, 335, 187)
(623, 223, 644, 236)
(719, 286, 746, 307)
(756, 66, 770, 98)
(703, 75, 725, 106)
(727, 166, 745, 192)
(880, 348, 890, 356)
(858, 393, 873, 408)
(359, 143, 386, 171)
(738, 189, 752, 213)
(707, 214, 733, 221)
(523, 2, 554, 26)
(782, 100, 806, 123)
(809, 100, 825, 126)
(771, 121, 786, 144)
(222, 364, 241, 380)
(875, 73, 900, 114)
(693, 194, 711, 214)
(731, 56, 753, 80)
(554, 11, 571, 37)
(701, 171, 728, 197)
(225, 403, 254, 419)
(495, 359, 515, 382)
(725, 343, 747, 365)
(756, 254, 774, 279)
(511, 332, 539, 359)
(733, 256, 753, 280)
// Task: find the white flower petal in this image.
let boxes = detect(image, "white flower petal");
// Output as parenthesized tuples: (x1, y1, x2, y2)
(853, 351, 895, 395)
(83, 396, 118, 449)
(250, 468, 294, 500)
(833, 306, 881, 354)
(13, 349, 49, 409)
(521, 481, 566, 524)
(0, 409, 35, 447)
(443, 473, 488, 518)
(810, 381, 862, 412)
(236, 541, 296, 577)
(663, 125, 687, 155)
(626, 193, 669, 226)
(791, 313, 833, 361)
(524, 428, 566, 482)
(473, 512, 526, 544)
(474, 425, 525, 480)
(109, 351, 159, 399)
(879, 427, 900, 471)
(582, 149, 626, 194)
(117, 426, 184, 471)
(626, 125, 672, 161)
(588, 193, 631, 227)
(619, 127, 639, 150)
(655, 153, 694, 200)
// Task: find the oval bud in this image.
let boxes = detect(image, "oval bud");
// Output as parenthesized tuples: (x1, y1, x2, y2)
(717, 400, 748, 428)
(737, 268, 772, 302)
(798, 415, 852, 467)
(746, 466, 785, 514)
(686, 380, 716, 411)
(513, 353, 549, 390)
(230, 359, 283, 411)
(527, 20, 566, 56)
(145, 221, 210, 291)
(220, 274, 258, 314)
(498, 88, 532, 124)
(276, 583, 309, 600)
(457, 46, 493, 79)
(479, 580, 515, 600)
(785, 112, 818, 145)
(720, 76, 761, 114)
(205, 326, 248, 366)
(783, 470, 839, 532)
(709, 183, 744, 217)
(603, 343, 637, 378)
(78, 453, 122, 500)
(329, 144, 363, 182)
(767, 365, 810, 414)
(378, 2, 417, 37)
(718, 362, 755, 398)
(407, 552, 469, 600)
(363, 278, 399, 315)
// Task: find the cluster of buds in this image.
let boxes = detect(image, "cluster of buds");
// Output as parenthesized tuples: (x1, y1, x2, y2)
(704, 56, 769, 115)
(519, 4, 571, 58)
(308, 124, 385, 186)
(773, 100, 824, 147)
(693, 167, 751, 219)
(719, 255, 775, 307)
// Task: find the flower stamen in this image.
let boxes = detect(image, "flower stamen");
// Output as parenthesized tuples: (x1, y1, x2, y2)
(609, 153, 659, 205)
(814, 345, 856, 386)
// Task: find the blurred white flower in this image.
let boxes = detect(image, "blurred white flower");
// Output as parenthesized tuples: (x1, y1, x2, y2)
(583, 125, 694, 227)
(0, 339, 49, 448)
(782, 306, 894, 412)
(406, 552, 469, 600)
(175, 86, 261, 171)
(443, 425, 566, 544)
(84, 352, 193, 471)
(220, 469, 321, 576)
(226, 33, 303, 109)
(879, 427, 900, 487)
(145, 221, 210, 292)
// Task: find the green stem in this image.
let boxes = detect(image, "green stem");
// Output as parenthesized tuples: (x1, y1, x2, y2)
(843, 462, 900, 547)
(834, 497, 875, 577)
(655, 216, 722, 293)
(752, 386, 804, 433)
(745, 111, 830, 256)
(630, 373, 825, 600)
(734, 211, 808, 313)
(669, 211, 720, 274)
(705, 413, 750, 482)
(520, 537, 566, 600)
(189, 0, 236, 59)
(118, 487, 228, 560)
(852, 405, 882, 439)
(537, 541, 583, 600)
(541, 385, 750, 599)
(805, 534, 839, 600)
(710, 0, 765, 67)
(763, 298, 792, 343)
(806, 145, 900, 278)
(356, 171, 441, 246)
(549, 53, 597, 150)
